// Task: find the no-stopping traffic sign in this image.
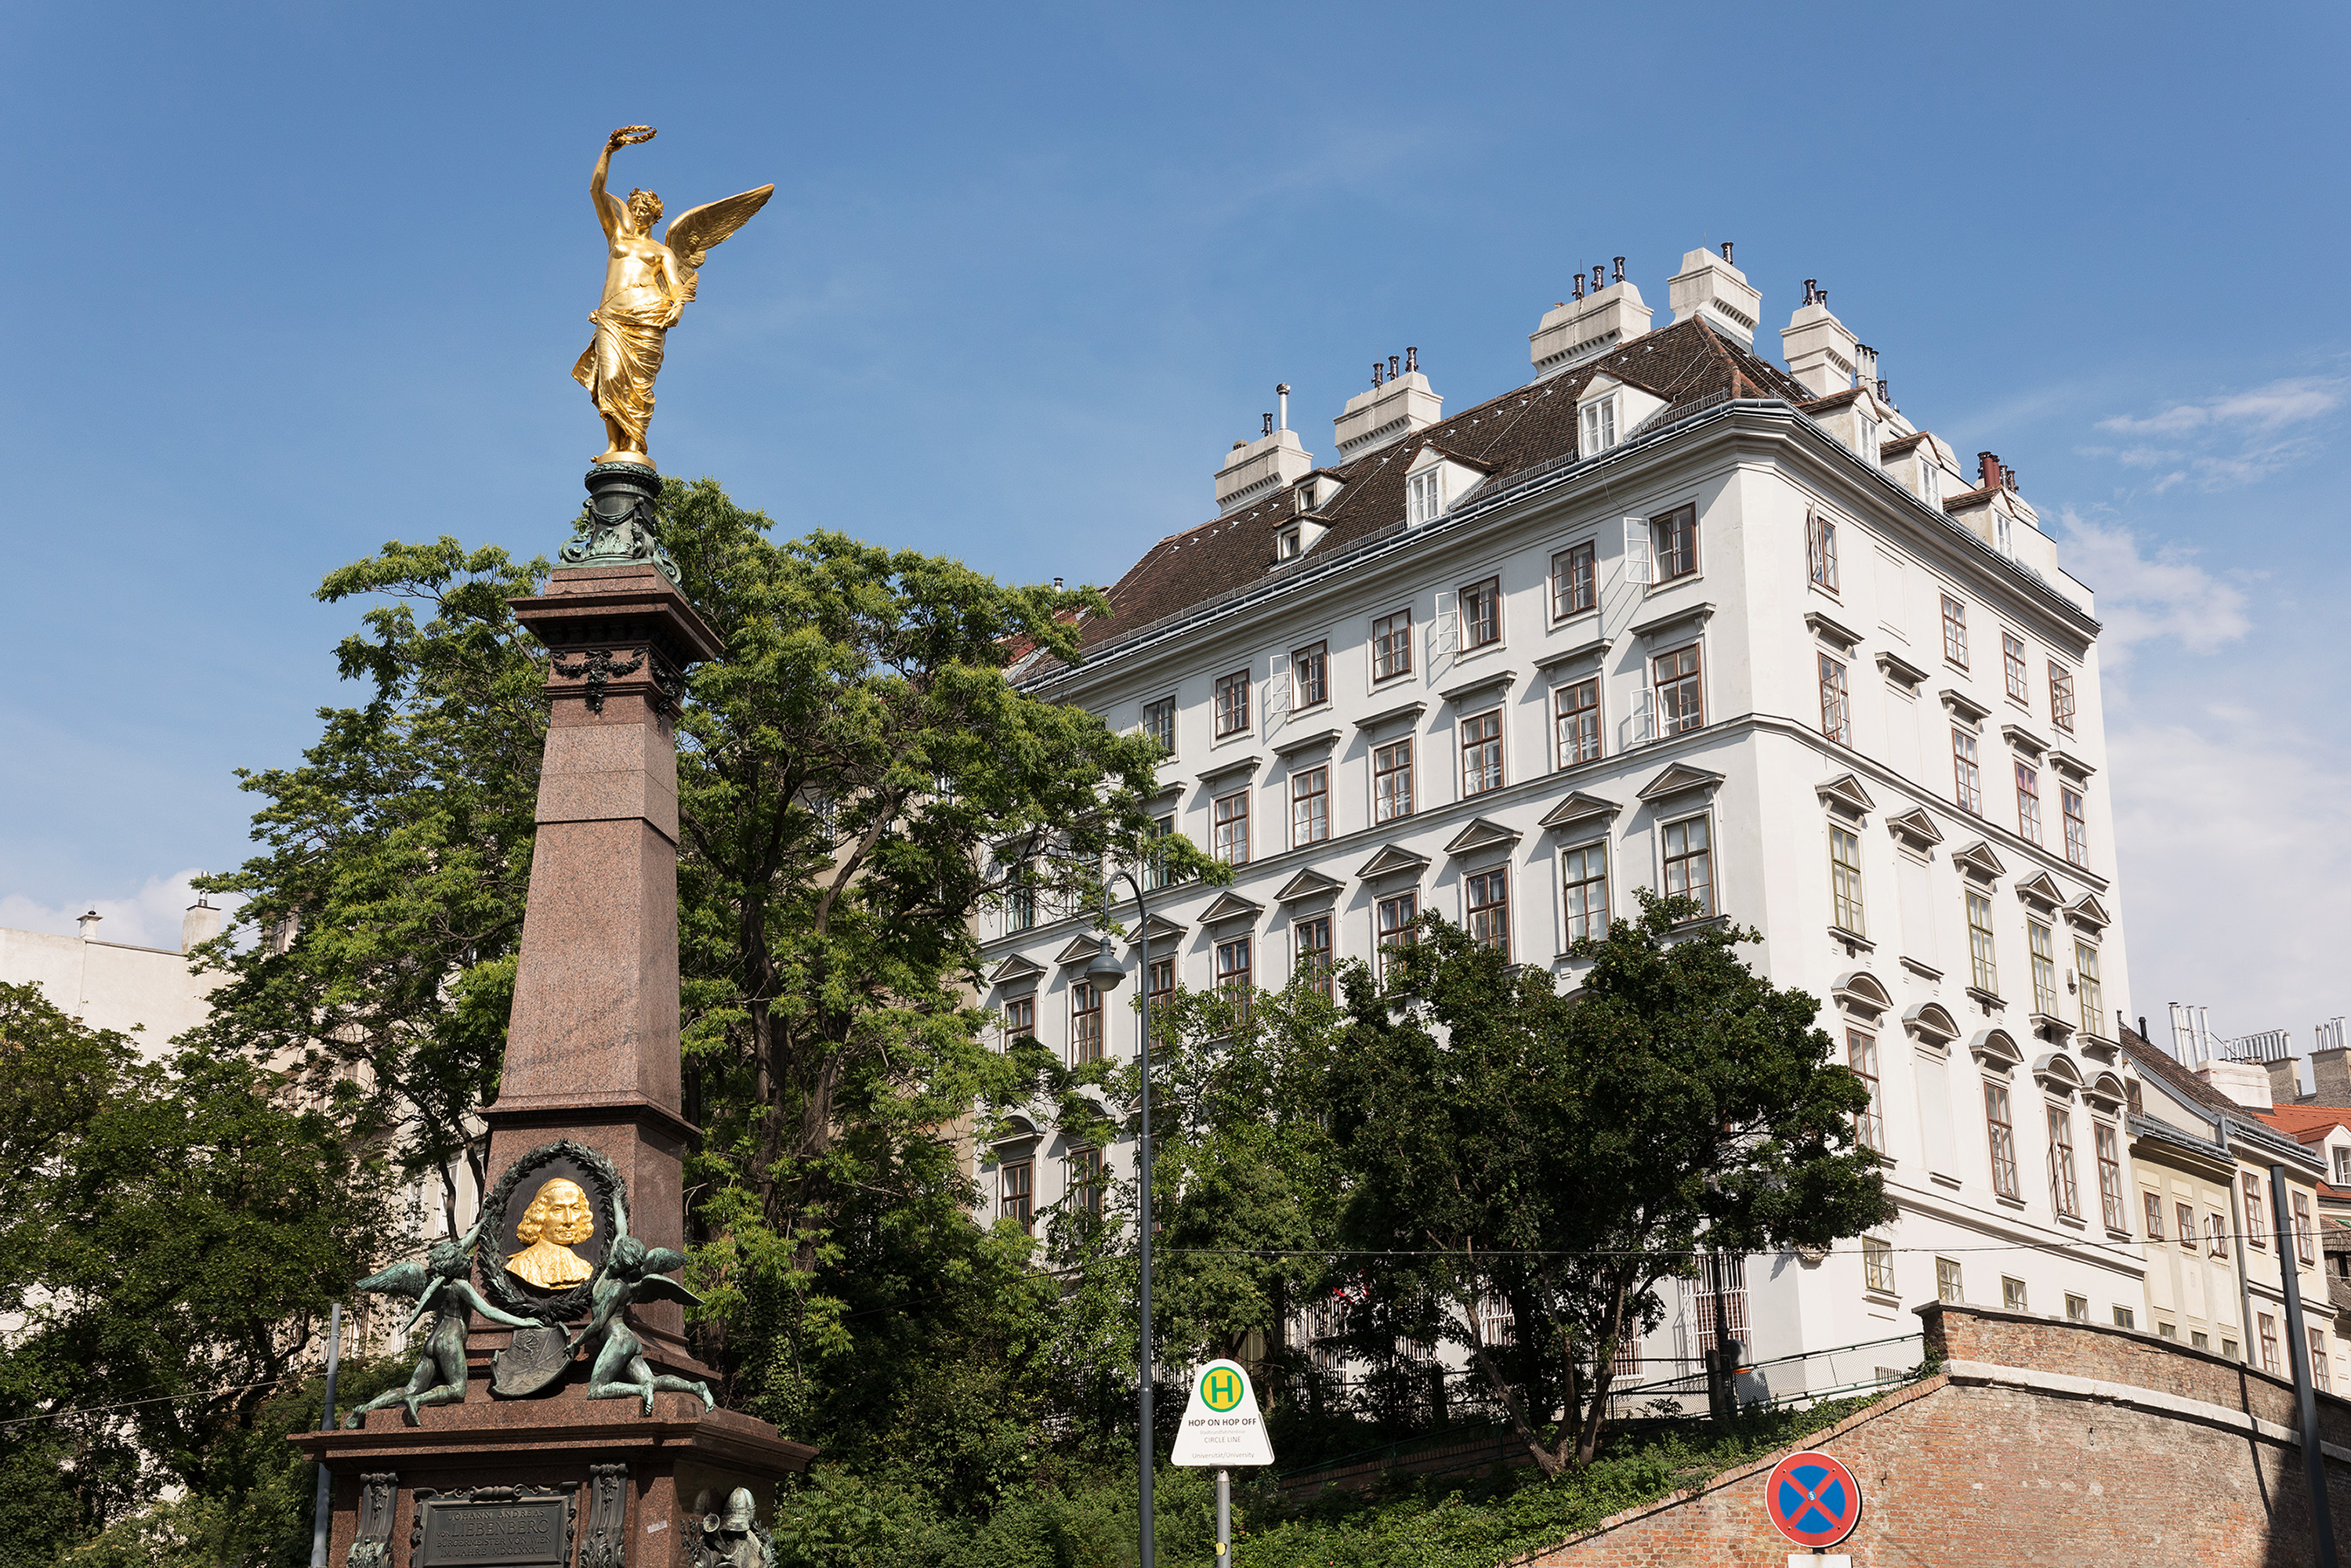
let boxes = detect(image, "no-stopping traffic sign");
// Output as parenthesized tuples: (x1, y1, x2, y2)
(1764, 1449, 1860, 1548)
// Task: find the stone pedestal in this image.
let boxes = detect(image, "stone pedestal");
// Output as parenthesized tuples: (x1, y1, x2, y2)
(295, 475, 813, 1568)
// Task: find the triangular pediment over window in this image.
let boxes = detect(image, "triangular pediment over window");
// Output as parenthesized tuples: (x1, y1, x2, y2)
(1636, 763, 1726, 802)
(1356, 843, 1432, 880)
(1444, 817, 1523, 856)
(988, 954, 1045, 989)
(1274, 868, 1344, 903)
(1951, 840, 2006, 882)
(2013, 871, 2063, 912)
(1815, 773, 1876, 817)
(2065, 893, 2110, 932)
(1054, 933, 1112, 967)
(1539, 791, 1621, 831)
(1886, 808, 1943, 850)
(1197, 891, 1265, 925)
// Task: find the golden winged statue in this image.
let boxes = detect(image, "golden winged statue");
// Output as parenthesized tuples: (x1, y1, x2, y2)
(575, 125, 773, 467)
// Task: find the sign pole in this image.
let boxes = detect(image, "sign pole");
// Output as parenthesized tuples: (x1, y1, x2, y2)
(309, 1302, 342, 1568)
(2269, 1163, 2339, 1568)
(1215, 1469, 1230, 1566)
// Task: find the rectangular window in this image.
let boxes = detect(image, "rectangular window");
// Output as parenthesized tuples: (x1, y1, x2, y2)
(1985, 1081, 2021, 1199)
(1808, 510, 1840, 592)
(2016, 764, 2043, 844)
(1148, 956, 1175, 1012)
(999, 1160, 1033, 1231)
(1830, 823, 1866, 936)
(1376, 892, 1418, 976)
(1692, 1252, 1748, 1344)
(1143, 696, 1176, 755)
(1005, 864, 1037, 932)
(1953, 730, 1983, 814)
(2114, 1305, 2135, 1331)
(2096, 1124, 2127, 1231)
(1212, 789, 1249, 866)
(2245, 1173, 2266, 1249)
(2144, 1192, 2165, 1240)
(2003, 632, 2030, 704)
(2209, 1210, 2228, 1258)
(2259, 1313, 2281, 1374)
(1580, 395, 1617, 454)
(2296, 1191, 2317, 1265)
(2030, 920, 2059, 1016)
(1555, 678, 1602, 768)
(1662, 814, 1715, 918)
(1552, 542, 1596, 617)
(1921, 458, 1941, 506)
(1819, 654, 1853, 745)
(1292, 642, 1328, 709)
(2049, 1106, 2081, 1219)
(1070, 981, 1104, 1064)
(1460, 708, 1504, 796)
(2067, 1294, 2090, 1324)
(1002, 995, 1034, 1050)
(2061, 785, 2088, 869)
(1215, 936, 1252, 1018)
(1373, 738, 1415, 822)
(1652, 505, 1699, 581)
(2338, 1148, 2351, 1186)
(2193, 1331, 2211, 1350)
(1407, 467, 1443, 525)
(1941, 594, 1969, 668)
(1372, 609, 1413, 681)
(1849, 1029, 1884, 1153)
(2049, 664, 2077, 733)
(1291, 766, 1329, 847)
(1214, 669, 1251, 736)
(1862, 1237, 1896, 1295)
(1460, 576, 1502, 650)
(1068, 1147, 1103, 1215)
(2178, 1201, 2198, 1254)
(1562, 842, 1609, 947)
(1936, 1257, 1965, 1304)
(2002, 1276, 2029, 1311)
(2076, 942, 2103, 1034)
(2315, 1330, 2334, 1392)
(1966, 889, 1998, 994)
(1295, 916, 1332, 1000)
(1465, 868, 1510, 958)
(1654, 643, 1704, 733)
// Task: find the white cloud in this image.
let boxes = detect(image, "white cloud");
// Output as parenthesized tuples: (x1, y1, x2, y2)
(2085, 376, 2342, 493)
(0, 869, 234, 952)
(2056, 509, 2249, 663)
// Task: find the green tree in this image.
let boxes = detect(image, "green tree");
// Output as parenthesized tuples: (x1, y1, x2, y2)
(1327, 893, 1886, 1476)
(0, 981, 391, 1555)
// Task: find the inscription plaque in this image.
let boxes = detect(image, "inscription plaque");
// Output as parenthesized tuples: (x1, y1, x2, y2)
(415, 1488, 577, 1568)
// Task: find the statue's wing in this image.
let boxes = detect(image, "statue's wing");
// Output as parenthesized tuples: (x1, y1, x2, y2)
(633, 1273, 704, 1309)
(355, 1260, 430, 1298)
(662, 186, 775, 272)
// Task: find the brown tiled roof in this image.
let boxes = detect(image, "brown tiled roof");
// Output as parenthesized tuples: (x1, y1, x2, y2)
(1943, 485, 2001, 512)
(1067, 316, 1816, 656)
(2255, 1104, 2351, 1143)
(1879, 431, 1932, 458)
(2117, 1026, 2241, 1120)
(1799, 387, 1865, 414)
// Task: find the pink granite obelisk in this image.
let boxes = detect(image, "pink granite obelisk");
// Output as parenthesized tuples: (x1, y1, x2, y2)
(297, 476, 812, 1568)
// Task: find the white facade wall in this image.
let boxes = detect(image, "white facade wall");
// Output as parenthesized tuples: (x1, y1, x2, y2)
(986, 394, 2143, 1400)
(0, 924, 221, 1055)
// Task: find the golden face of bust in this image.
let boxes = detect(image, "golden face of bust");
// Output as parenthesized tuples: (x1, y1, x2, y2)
(505, 1178, 596, 1289)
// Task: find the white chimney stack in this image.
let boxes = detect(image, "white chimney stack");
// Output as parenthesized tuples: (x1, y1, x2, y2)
(1531, 261, 1654, 378)
(1781, 280, 1861, 397)
(1667, 244, 1762, 345)
(78, 909, 103, 942)
(1215, 425, 1313, 515)
(1333, 349, 1441, 462)
(182, 896, 222, 955)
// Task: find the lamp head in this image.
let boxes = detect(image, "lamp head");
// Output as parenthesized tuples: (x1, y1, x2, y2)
(1085, 936, 1128, 990)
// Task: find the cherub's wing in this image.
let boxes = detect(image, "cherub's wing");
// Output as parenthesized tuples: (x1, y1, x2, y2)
(355, 1259, 431, 1298)
(633, 1274, 704, 1309)
(662, 186, 775, 272)
(642, 1246, 690, 1276)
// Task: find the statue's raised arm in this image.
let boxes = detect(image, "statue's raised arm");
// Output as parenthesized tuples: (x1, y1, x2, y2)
(571, 126, 773, 469)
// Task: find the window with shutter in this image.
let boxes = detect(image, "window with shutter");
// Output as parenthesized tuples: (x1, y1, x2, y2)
(1623, 517, 1652, 586)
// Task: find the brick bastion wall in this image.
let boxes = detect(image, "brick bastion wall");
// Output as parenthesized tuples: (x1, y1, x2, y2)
(1509, 1302, 2351, 1566)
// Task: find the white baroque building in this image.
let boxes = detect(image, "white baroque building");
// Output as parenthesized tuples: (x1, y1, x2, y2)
(987, 246, 2154, 1400)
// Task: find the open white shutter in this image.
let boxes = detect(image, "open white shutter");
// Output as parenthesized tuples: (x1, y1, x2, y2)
(1621, 687, 1654, 751)
(1623, 517, 1653, 587)
(1263, 654, 1291, 726)
(1430, 590, 1458, 665)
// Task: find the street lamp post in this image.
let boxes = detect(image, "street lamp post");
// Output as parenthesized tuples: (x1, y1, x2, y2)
(1085, 869, 1154, 1568)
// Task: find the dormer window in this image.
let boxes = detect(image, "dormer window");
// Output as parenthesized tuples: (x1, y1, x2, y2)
(1581, 395, 1619, 454)
(1856, 413, 1879, 465)
(1277, 525, 1303, 561)
(1407, 468, 1444, 525)
(1920, 458, 1940, 505)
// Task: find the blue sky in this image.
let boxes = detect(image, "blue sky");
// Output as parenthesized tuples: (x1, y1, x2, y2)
(3, 2, 2346, 1058)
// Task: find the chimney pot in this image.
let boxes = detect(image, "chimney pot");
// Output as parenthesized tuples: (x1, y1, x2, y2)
(1590, 265, 1604, 292)
(1404, 346, 1418, 372)
(1876, 378, 1889, 400)
(1572, 274, 1585, 301)
(78, 909, 102, 941)
(1721, 241, 1733, 263)
(1262, 413, 1273, 436)
(1803, 279, 1817, 304)
(2002, 465, 2018, 492)
(1389, 355, 1400, 380)
(1053, 577, 1063, 590)
(1978, 451, 2002, 491)
(1372, 361, 1383, 386)
(1613, 256, 1625, 282)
